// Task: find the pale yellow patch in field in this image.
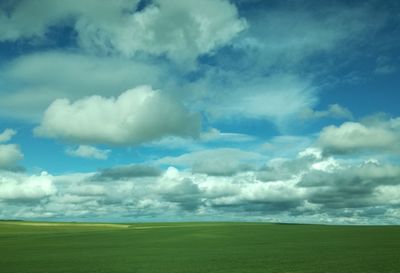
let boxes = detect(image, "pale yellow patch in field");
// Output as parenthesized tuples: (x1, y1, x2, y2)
(1, 221, 129, 228)
(130, 223, 235, 229)
(131, 225, 180, 229)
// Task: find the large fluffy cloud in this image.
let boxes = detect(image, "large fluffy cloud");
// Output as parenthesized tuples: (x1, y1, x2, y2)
(318, 117, 400, 154)
(0, 171, 56, 202)
(34, 85, 201, 145)
(299, 161, 400, 209)
(155, 167, 202, 211)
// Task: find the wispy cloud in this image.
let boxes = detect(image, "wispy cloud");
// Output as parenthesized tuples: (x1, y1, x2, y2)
(66, 145, 110, 160)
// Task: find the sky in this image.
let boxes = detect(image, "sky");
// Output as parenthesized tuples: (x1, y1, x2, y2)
(0, 0, 400, 224)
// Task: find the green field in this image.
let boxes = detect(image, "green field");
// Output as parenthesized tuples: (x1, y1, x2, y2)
(0, 221, 399, 273)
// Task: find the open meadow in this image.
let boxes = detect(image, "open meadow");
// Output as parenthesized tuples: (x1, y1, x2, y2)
(0, 221, 399, 273)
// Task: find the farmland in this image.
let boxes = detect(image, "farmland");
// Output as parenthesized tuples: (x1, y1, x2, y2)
(0, 221, 399, 273)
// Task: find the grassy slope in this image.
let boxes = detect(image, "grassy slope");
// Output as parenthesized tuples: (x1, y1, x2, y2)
(0, 221, 399, 273)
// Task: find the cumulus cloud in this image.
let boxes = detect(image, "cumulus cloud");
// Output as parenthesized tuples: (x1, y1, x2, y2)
(0, 0, 246, 65)
(34, 85, 201, 145)
(66, 145, 110, 160)
(207, 179, 306, 213)
(156, 167, 202, 211)
(256, 150, 320, 182)
(0, 171, 56, 202)
(318, 117, 400, 155)
(299, 162, 400, 209)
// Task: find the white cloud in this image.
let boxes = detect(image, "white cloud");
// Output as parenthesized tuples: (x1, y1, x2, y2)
(0, 129, 16, 143)
(0, 151, 400, 223)
(200, 128, 256, 143)
(211, 179, 306, 207)
(76, 0, 246, 66)
(319, 117, 400, 154)
(0, 144, 23, 170)
(66, 145, 110, 160)
(158, 148, 264, 176)
(262, 135, 313, 157)
(0, 52, 167, 121)
(183, 2, 385, 130)
(375, 185, 400, 206)
(0, 0, 246, 65)
(0, 171, 56, 202)
(4, 52, 165, 94)
(298, 147, 323, 160)
(68, 184, 108, 197)
(155, 167, 202, 211)
(34, 85, 200, 145)
(299, 161, 400, 210)
(146, 128, 256, 152)
(0, 128, 23, 170)
(311, 157, 340, 173)
(301, 104, 353, 120)
(203, 74, 317, 125)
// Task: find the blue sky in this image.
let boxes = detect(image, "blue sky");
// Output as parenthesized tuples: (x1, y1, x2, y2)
(0, 0, 400, 224)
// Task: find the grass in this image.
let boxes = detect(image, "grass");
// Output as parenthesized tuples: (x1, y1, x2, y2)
(0, 221, 399, 273)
